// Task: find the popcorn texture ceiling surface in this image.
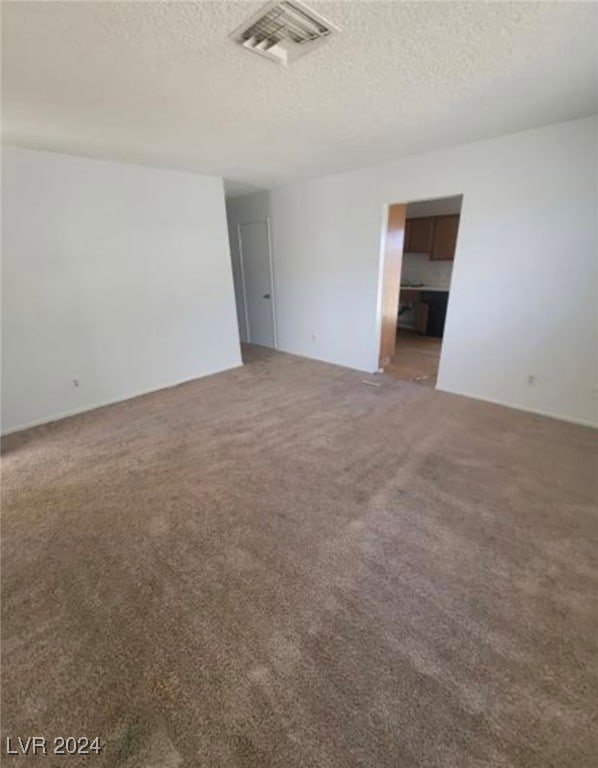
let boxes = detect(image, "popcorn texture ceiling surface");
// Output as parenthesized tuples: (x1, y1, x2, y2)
(2, 1, 597, 195)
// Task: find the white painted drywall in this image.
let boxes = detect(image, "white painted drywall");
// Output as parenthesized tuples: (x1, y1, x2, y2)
(400, 254, 453, 289)
(232, 117, 598, 426)
(405, 196, 462, 219)
(1, 146, 242, 433)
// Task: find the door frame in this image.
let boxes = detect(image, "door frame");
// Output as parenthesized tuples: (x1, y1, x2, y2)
(377, 203, 407, 368)
(376, 193, 464, 383)
(236, 217, 278, 349)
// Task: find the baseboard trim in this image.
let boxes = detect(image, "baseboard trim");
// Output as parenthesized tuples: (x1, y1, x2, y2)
(1, 359, 244, 437)
(435, 384, 597, 429)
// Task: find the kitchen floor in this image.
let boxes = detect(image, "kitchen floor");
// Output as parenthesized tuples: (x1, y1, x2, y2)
(384, 329, 442, 386)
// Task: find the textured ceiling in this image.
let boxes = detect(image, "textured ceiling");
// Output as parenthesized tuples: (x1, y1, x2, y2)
(2, 1, 597, 195)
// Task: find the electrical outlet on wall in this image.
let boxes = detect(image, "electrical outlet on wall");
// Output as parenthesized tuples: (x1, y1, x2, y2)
(527, 374, 536, 386)
(72, 378, 80, 388)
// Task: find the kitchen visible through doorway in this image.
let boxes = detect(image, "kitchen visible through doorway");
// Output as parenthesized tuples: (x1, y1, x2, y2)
(380, 195, 463, 386)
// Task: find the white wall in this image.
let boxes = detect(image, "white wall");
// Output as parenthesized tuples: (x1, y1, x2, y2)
(405, 196, 462, 218)
(1, 146, 241, 433)
(231, 117, 598, 426)
(400, 253, 453, 289)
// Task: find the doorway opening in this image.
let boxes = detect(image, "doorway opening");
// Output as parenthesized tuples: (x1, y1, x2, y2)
(378, 195, 463, 387)
(235, 218, 277, 351)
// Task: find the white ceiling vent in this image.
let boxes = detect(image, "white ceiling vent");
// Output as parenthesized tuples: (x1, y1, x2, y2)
(229, 0, 339, 66)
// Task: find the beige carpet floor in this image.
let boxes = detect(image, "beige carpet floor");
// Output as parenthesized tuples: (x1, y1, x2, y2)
(2, 345, 597, 767)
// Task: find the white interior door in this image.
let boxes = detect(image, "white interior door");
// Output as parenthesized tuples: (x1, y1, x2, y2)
(238, 220, 276, 348)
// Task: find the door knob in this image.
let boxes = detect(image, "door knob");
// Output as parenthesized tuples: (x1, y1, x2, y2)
(263, 293, 271, 299)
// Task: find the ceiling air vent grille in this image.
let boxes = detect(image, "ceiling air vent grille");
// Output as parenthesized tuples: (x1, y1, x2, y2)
(230, 0, 339, 66)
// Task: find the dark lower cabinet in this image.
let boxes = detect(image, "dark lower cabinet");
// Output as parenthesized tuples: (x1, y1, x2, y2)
(421, 291, 449, 337)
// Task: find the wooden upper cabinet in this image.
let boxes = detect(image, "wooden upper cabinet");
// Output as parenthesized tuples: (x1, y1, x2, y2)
(404, 216, 434, 253)
(431, 214, 460, 261)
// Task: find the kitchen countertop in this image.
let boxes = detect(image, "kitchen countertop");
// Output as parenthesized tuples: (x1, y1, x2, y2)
(400, 285, 450, 292)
